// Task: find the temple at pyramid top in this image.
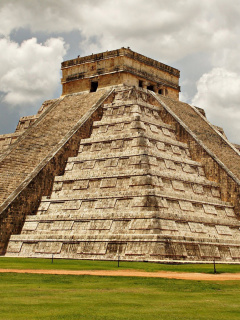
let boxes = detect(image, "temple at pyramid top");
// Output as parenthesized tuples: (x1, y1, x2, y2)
(61, 47, 180, 100)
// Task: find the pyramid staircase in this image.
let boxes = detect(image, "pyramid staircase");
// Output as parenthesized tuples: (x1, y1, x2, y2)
(6, 87, 240, 262)
(0, 88, 112, 253)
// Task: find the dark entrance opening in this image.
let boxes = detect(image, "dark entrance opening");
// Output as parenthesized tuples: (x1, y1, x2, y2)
(90, 81, 98, 92)
(139, 80, 143, 88)
(158, 89, 163, 95)
(147, 85, 154, 91)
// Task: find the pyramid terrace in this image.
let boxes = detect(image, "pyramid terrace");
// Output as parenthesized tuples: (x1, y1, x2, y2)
(0, 48, 240, 262)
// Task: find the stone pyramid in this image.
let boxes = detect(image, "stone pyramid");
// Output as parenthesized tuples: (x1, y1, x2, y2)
(1, 48, 240, 262)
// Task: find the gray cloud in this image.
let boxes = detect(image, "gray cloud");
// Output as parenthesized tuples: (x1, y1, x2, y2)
(192, 67, 240, 143)
(0, 0, 239, 144)
(0, 37, 67, 108)
(0, 0, 238, 61)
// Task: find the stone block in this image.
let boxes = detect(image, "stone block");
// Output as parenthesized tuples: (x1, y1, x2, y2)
(129, 155, 148, 165)
(151, 243, 166, 256)
(162, 127, 171, 136)
(117, 106, 125, 115)
(156, 142, 165, 151)
(132, 197, 146, 207)
(211, 188, 220, 197)
(38, 202, 51, 211)
(89, 220, 112, 230)
(125, 242, 146, 255)
(95, 198, 116, 209)
(131, 137, 149, 147)
(179, 201, 194, 211)
(203, 204, 217, 215)
(65, 162, 74, 171)
(104, 158, 119, 167)
(149, 124, 159, 133)
(91, 143, 102, 152)
(188, 222, 205, 233)
(129, 176, 151, 186)
(35, 242, 62, 254)
(172, 180, 185, 191)
(160, 219, 178, 231)
(100, 178, 117, 188)
(172, 243, 188, 257)
(7, 241, 22, 253)
(83, 160, 96, 169)
(98, 125, 108, 133)
(72, 221, 90, 230)
(112, 140, 124, 149)
(215, 225, 232, 235)
(230, 247, 240, 258)
(171, 145, 181, 155)
(165, 160, 176, 170)
(111, 220, 130, 232)
(78, 242, 107, 255)
(51, 221, 74, 230)
(192, 184, 204, 194)
(182, 164, 194, 173)
(52, 182, 63, 191)
(149, 157, 158, 166)
(199, 245, 220, 258)
(114, 123, 124, 131)
(225, 207, 235, 217)
(156, 197, 169, 208)
(73, 180, 89, 190)
(64, 200, 82, 210)
(106, 242, 127, 255)
(22, 222, 38, 231)
(130, 219, 152, 230)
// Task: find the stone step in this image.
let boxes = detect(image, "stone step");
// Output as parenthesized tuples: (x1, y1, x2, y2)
(0, 90, 109, 206)
(56, 166, 215, 186)
(92, 113, 172, 131)
(61, 161, 206, 182)
(79, 130, 185, 149)
(22, 211, 240, 228)
(9, 233, 240, 246)
(155, 93, 240, 182)
(38, 189, 232, 208)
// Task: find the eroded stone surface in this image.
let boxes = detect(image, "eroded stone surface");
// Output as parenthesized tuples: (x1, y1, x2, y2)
(2, 48, 240, 262)
(6, 87, 240, 262)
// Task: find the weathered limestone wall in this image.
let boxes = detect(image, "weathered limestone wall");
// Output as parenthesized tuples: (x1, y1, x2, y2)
(153, 93, 240, 215)
(62, 73, 124, 95)
(0, 132, 21, 155)
(0, 89, 113, 254)
(0, 99, 58, 156)
(6, 87, 240, 262)
(61, 48, 180, 99)
(0, 108, 101, 254)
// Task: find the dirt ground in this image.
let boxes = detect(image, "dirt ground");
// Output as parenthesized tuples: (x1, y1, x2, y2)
(1, 268, 240, 281)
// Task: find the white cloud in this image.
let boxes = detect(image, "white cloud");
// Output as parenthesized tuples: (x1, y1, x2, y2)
(0, 37, 67, 107)
(192, 67, 240, 143)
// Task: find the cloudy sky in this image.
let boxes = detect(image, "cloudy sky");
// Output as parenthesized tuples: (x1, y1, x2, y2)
(0, 0, 240, 143)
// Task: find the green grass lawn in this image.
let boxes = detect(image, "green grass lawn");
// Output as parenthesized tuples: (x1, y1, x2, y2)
(1, 257, 240, 274)
(0, 273, 240, 320)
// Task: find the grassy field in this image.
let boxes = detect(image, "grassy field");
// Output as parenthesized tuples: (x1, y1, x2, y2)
(1, 257, 240, 274)
(0, 272, 240, 320)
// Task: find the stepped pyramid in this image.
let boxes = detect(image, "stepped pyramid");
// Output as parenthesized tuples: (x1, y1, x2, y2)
(1, 48, 240, 262)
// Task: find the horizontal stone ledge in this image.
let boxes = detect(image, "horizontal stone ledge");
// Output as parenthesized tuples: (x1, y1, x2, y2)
(40, 190, 231, 208)
(8, 236, 240, 246)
